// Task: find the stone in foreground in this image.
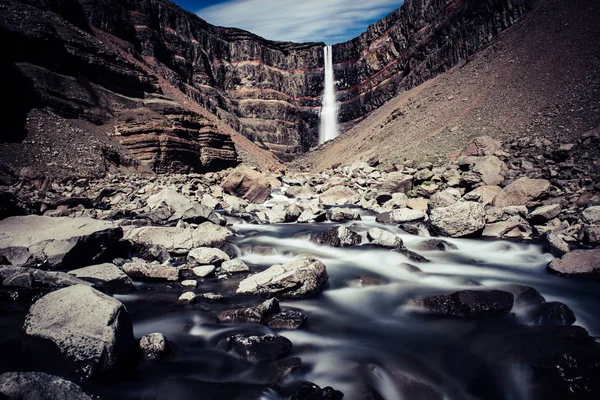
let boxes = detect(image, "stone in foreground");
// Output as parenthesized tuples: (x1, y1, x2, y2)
(236, 257, 328, 299)
(547, 249, 600, 276)
(123, 261, 179, 281)
(23, 285, 135, 381)
(288, 382, 344, 400)
(415, 290, 514, 318)
(69, 263, 134, 294)
(218, 334, 292, 361)
(0, 215, 122, 268)
(367, 228, 403, 248)
(429, 201, 486, 237)
(139, 333, 174, 360)
(0, 372, 92, 400)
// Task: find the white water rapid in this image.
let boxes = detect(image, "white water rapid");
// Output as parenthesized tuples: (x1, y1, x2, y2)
(319, 45, 339, 144)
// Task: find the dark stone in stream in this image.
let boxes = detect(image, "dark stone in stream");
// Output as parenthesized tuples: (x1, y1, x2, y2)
(266, 310, 307, 330)
(312, 226, 361, 248)
(415, 239, 458, 251)
(0, 372, 92, 399)
(138, 332, 175, 360)
(399, 224, 422, 236)
(218, 334, 292, 361)
(504, 284, 546, 307)
(531, 302, 576, 326)
(398, 247, 429, 263)
(218, 298, 280, 324)
(417, 290, 514, 318)
(288, 382, 344, 400)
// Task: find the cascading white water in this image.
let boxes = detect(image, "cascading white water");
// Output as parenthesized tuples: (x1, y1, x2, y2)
(319, 45, 339, 144)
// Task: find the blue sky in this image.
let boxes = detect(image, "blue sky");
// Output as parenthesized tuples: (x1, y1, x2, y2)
(174, 0, 403, 44)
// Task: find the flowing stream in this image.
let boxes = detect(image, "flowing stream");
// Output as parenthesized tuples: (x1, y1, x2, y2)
(319, 45, 339, 144)
(92, 188, 600, 400)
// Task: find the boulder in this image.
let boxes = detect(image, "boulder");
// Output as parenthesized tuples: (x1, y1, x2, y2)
(236, 257, 328, 299)
(0, 372, 92, 400)
(187, 247, 230, 265)
(285, 185, 316, 199)
(297, 204, 327, 223)
(145, 187, 222, 225)
(123, 261, 179, 281)
(218, 298, 280, 324)
(319, 185, 359, 206)
(429, 188, 461, 210)
(373, 172, 413, 194)
(531, 302, 576, 326)
(69, 263, 134, 294)
(482, 221, 532, 239)
(123, 223, 232, 255)
(327, 208, 361, 222)
(416, 290, 514, 318)
(460, 136, 502, 156)
(1, 265, 91, 291)
(375, 208, 425, 224)
(547, 249, 600, 276)
(191, 265, 216, 278)
(0, 216, 122, 268)
(221, 165, 272, 204)
(494, 178, 551, 207)
(414, 239, 458, 251)
(429, 202, 486, 237)
(24, 285, 135, 380)
(312, 226, 361, 248)
(367, 228, 402, 248)
(266, 310, 307, 330)
(472, 156, 506, 186)
(218, 334, 292, 361)
(462, 186, 503, 206)
(221, 258, 250, 273)
(581, 206, 600, 224)
(139, 333, 174, 360)
(178, 292, 196, 304)
(529, 204, 561, 224)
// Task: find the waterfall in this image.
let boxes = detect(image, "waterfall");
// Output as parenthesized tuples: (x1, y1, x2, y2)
(319, 45, 339, 144)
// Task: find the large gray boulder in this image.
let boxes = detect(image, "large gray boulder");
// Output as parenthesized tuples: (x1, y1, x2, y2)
(373, 172, 413, 194)
(471, 156, 507, 186)
(319, 185, 360, 206)
(221, 165, 272, 204)
(494, 178, 551, 207)
(547, 249, 600, 276)
(429, 201, 486, 237)
(145, 187, 222, 225)
(122, 261, 179, 281)
(69, 263, 134, 294)
(24, 285, 135, 380)
(187, 247, 230, 265)
(367, 228, 403, 248)
(123, 222, 232, 255)
(581, 206, 600, 224)
(376, 208, 425, 224)
(0, 372, 92, 399)
(0, 216, 122, 268)
(236, 257, 328, 299)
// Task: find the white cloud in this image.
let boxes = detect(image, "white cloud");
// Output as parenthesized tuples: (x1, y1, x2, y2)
(197, 0, 403, 44)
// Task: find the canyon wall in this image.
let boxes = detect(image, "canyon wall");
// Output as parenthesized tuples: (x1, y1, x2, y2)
(1, 0, 530, 170)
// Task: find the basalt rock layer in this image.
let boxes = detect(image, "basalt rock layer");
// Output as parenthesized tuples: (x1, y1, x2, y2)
(1, 0, 529, 168)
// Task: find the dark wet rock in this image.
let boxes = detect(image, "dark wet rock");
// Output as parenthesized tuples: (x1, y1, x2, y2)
(398, 247, 429, 263)
(0, 192, 25, 221)
(221, 165, 272, 204)
(0, 372, 92, 400)
(347, 275, 389, 288)
(415, 239, 458, 252)
(138, 333, 175, 360)
(401, 263, 423, 273)
(415, 290, 514, 318)
(288, 382, 344, 400)
(266, 310, 307, 330)
(1, 265, 91, 291)
(429, 202, 486, 237)
(505, 285, 546, 307)
(23, 285, 135, 381)
(236, 257, 328, 299)
(547, 249, 600, 276)
(218, 298, 280, 324)
(312, 226, 361, 248)
(531, 302, 576, 326)
(69, 263, 134, 294)
(123, 261, 179, 281)
(0, 216, 123, 268)
(399, 224, 422, 236)
(218, 334, 292, 361)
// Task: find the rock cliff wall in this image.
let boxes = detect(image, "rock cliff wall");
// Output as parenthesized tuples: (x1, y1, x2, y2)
(1, 0, 530, 167)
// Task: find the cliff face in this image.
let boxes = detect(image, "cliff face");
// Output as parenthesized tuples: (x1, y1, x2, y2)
(0, 0, 530, 170)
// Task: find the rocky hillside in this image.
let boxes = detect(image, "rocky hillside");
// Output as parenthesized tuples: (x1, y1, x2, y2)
(0, 0, 532, 174)
(298, 0, 600, 170)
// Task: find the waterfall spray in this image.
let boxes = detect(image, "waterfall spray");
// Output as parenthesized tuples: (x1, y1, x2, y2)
(319, 45, 339, 144)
